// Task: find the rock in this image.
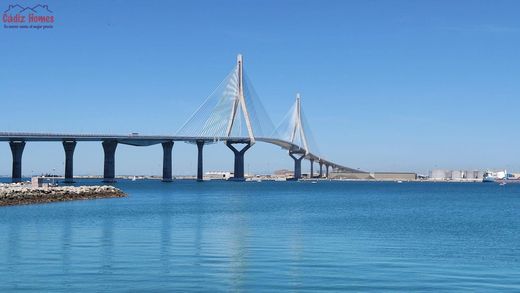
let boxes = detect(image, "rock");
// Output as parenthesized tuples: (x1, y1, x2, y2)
(0, 183, 126, 206)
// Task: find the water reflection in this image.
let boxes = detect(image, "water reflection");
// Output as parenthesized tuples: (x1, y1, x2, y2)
(7, 221, 20, 270)
(160, 194, 172, 273)
(61, 213, 72, 274)
(101, 207, 113, 274)
(230, 195, 248, 290)
(0, 180, 519, 291)
(288, 201, 304, 289)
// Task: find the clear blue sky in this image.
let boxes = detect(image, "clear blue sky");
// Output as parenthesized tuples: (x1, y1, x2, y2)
(1, 0, 519, 176)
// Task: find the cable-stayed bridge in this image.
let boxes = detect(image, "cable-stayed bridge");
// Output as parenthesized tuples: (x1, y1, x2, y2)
(0, 55, 362, 182)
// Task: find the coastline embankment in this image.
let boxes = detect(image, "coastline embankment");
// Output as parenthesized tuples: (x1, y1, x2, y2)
(0, 183, 126, 206)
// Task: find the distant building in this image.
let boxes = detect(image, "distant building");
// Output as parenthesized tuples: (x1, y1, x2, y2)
(274, 169, 293, 177)
(31, 177, 43, 188)
(330, 171, 417, 181)
(430, 169, 448, 180)
(205, 171, 233, 180)
(371, 172, 417, 181)
(429, 169, 484, 181)
(451, 170, 463, 180)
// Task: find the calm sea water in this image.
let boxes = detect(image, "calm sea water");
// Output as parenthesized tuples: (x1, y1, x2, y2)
(0, 180, 519, 292)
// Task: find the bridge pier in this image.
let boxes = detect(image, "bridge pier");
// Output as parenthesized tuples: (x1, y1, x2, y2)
(309, 159, 314, 178)
(196, 140, 204, 181)
(10, 141, 25, 182)
(102, 140, 118, 183)
(325, 164, 330, 178)
(162, 141, 174, 182)
(319, 162, 323, 178)
(63, 141, 77, 183)
(226, 141, 251, 181)
(289, 150, 305, 180)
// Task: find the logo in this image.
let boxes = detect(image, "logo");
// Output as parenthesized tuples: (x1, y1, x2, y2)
(3, 4, 54, 30)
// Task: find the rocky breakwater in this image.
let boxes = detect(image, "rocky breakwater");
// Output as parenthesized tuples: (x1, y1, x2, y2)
(0, 183, 126, 206)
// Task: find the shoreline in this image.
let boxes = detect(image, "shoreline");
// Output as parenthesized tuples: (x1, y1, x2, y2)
(0, 176, 490, 183)
(0, 183, 126, 206)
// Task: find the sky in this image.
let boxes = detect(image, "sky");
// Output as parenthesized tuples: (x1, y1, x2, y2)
(1, 0, 520, 176)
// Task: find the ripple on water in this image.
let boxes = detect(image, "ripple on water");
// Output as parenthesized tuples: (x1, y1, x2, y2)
(0, 180, 519, 291)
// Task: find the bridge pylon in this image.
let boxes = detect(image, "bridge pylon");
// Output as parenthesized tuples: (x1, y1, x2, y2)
(225, 54, 256, 180)
(176, 54, 271, 180)
(289, 93, 310, 154)
(226, 54, 256, 144)
(286, 93, 312, 180)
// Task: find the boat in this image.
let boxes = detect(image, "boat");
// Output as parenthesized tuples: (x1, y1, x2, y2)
(483, 170, 520, 183)
(483, 170, 505, 183)
(482, 174, 496, 183)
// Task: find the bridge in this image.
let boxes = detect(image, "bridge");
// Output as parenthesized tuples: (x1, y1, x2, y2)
(0, 55, 363, 182)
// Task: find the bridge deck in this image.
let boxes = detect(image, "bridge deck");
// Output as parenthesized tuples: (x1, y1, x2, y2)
(0, 132, 362, 173)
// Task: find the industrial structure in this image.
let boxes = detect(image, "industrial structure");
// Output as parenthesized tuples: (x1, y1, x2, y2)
(429, 170, 485, 181)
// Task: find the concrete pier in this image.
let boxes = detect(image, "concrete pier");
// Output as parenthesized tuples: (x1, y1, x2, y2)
(226, 141, 251, 181)
(310, 159, 314, 178)
(289, 150, 305, 180)
(319, 162, 323, 178)
(325, 164, 330, 178)
(196, 140, 204, 181)
(102, 140, 117, 183)
(62, 141, 77, 183)
(162, 141, 174, 182)
(10, 141, 25, 182)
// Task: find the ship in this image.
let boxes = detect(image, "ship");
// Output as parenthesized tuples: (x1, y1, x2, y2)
(483, 170, 520, 183)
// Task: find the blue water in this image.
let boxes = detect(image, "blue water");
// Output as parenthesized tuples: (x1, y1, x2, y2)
(0, 180, 519, 292)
